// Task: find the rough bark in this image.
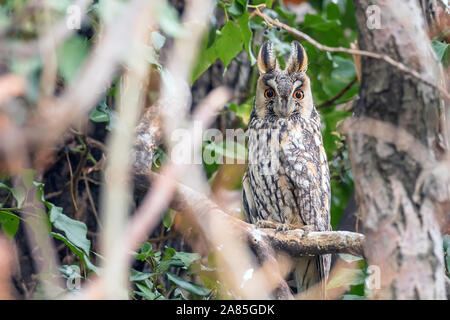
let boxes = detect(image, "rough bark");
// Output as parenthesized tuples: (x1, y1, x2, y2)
(348, 0, 447, 299)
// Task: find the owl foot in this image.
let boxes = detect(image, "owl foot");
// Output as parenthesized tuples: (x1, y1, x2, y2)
(275, 223, 292, 233)
(255, 220, 296, 233)
(298, 225, 315, 238)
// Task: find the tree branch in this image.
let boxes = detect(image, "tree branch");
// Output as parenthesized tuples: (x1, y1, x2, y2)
(134, 172, 365, 258)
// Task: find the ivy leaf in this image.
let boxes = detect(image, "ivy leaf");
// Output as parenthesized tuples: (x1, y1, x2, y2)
(51, 232, 98, 273)
(135, 283, 160, 300)
(130, 269, 154, 282)
(0, 183, 26, 209)
(191, 34, 218, 84)
(237, 12, 256, 65)
(49, 206, 91, 256)
(135, 242, 153, 261)
(57, 35, 89, 83)
(89, 101, 111, 123)
(172, 251, 201, 269)
(432, 40, 449, 63)
(304, 14, 341, 32)
(162, 210, 176, 230)
(157, 259, 185, 273)
(166, 272, 211, 296)
(216, 21, 244, 68)
(0, 211, 20, 238)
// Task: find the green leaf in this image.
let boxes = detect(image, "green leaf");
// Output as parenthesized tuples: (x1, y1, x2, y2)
(191, 34, 217, 84)
(130, 269, 154, 281)
(135, 282, 159, 300)
(432, 40, 449, 63)
(0, 210, 20, 238)
(216, 21, 244, 67)
(237, 12, 256, 65)
(265, 0, 273, 9)
(49, 206, 91, 255)
(157, 259, 185, 273)
(172, 251, 201, 269)
(162, 210, 176, 230)
(0, 183, 26, 209)
(326, 2, 340, 20)
(58, 35, 89, 83)
(331, 56, 356, 80)
(227, 1, 245, 17)
(167, 272, 211, 296)
(89, 101, 111, 123)
(51, 232, 98, 273)
(135, 242, 153, 261)
(21, 169, 36, 190)
(304, 14, 341, 32)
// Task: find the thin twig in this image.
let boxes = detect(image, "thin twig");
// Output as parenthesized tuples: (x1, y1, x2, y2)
(317, 77, 357, 109)
(82, 171, 102, 230)
(253, 9, 450, 101)
(65, 150, 78, 213)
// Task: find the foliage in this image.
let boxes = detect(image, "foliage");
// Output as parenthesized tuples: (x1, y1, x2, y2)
(131, 242, 214, 300)
(1, 0, 447, 300)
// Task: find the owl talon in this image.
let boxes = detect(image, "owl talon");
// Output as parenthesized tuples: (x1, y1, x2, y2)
(275, 223, 292, 233)
(298, 225, 314, 237)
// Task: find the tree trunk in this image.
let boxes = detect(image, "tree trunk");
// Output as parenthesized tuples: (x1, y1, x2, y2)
(348, 0, 447, 299)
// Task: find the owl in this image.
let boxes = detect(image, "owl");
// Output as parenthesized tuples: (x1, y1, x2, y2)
(242, 41, 331, 298)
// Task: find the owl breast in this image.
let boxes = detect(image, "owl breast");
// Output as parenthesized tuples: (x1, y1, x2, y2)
(243, 110, 331, 232)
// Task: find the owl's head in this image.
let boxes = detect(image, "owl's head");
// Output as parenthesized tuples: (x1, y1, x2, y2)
(254, 41, 314, 120)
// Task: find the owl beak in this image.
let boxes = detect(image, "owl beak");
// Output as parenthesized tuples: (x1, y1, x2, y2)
(276, 99, 289, 117)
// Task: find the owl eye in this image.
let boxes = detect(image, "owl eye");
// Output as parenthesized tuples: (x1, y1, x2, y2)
(293, 90, 304, 100)
(264, 88, 276, 99)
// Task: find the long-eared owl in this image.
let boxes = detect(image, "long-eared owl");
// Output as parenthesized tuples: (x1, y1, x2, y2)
(242, 41, 331, 298)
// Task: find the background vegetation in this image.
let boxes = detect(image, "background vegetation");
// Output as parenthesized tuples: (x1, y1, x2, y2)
(0, 0, 448, 300)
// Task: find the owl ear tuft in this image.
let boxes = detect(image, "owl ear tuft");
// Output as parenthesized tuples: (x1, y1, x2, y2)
(257, 41, 277, 74)
(286, 41, 308, 73)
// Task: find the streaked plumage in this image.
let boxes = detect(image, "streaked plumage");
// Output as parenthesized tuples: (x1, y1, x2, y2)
(243, 41, 331, 298)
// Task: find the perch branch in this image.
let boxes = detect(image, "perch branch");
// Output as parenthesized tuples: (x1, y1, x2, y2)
(134, 172, 365, 258)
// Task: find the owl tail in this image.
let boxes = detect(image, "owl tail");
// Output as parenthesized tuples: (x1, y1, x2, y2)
(293, 255, 328, 299)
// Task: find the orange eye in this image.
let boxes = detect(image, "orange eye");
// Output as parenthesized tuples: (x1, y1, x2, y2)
(264, 88, 275, 99)
(293, 90, 304, 100)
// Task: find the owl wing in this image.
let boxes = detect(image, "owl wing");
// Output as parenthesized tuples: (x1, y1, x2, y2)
(280, 126, 332, 291)
(242, 171, 257, 224)
(280, 128, 331, 232)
